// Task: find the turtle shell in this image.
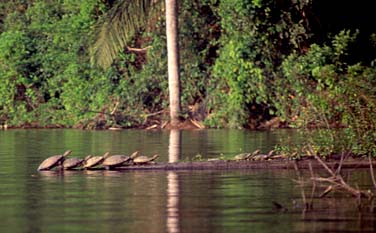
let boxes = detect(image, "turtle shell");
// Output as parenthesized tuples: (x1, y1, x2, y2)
(63, 157, 84, 170)
(83, 152, 110, 169)
(102, 155, 131, 167)
(133, 154, 159, 164)
(233, 153, 251, 161)
(38, 155, 64, 171)
(37, 150, 72, 171)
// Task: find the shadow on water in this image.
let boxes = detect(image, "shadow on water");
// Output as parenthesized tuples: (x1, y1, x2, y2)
(0, 129, 376, 232)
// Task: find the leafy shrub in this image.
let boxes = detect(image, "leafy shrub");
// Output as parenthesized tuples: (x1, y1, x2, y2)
(278, 30, 376, 156)
(210, 0, 311, 128)
(0, 0, 106, 127)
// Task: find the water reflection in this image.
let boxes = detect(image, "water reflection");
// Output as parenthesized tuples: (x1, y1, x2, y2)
(167, 172, 180, 233)
(168, 129, 181, 163)
(167, 130, 182, 233)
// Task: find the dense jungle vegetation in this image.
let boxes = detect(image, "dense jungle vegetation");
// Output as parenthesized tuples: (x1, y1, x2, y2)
(0, 0, 375, 155)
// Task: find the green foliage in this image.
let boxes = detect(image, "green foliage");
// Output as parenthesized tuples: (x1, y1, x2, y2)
(0, 0, 220, 128)
(277, 30, 376, 156)
(0, 0, 106, 127)
(211, 39, 267, 128)
(209, 0, 310, 128)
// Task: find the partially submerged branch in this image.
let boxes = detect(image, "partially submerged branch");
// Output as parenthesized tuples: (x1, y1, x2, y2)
(369, 155, 376, 189)
(310, 145, 373, 199)
(293, 145, 375, 212)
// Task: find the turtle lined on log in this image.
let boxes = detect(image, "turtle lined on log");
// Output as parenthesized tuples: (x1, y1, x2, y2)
(102, 151, 139, 169)
(37, 150, 72, 171)
(63, 157, 86, 170)
(233, 149, 260, 161)
(133, 154, 159, 165)
(83, 152, 110, 169)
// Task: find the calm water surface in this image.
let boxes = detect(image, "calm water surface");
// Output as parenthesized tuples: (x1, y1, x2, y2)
(0, 129, 374, 233)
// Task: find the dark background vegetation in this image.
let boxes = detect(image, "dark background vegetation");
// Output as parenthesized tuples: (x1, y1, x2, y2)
(0, 0, 375, 155)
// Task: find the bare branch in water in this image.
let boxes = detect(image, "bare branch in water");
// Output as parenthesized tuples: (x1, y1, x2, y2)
(308, 163, 316, 207)
(369, 156, 376, 189)
(319, 185, 333, 198)
(295, 144, 375, 212)
(335, 151, 349, 175)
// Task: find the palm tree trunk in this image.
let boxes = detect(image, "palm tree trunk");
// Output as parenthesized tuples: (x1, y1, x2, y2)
(165, 0, 181, 127)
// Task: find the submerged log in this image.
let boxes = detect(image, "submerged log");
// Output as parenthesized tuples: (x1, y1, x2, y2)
(115, 157, 376, 171)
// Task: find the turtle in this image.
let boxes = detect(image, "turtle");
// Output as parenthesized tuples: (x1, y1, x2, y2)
(250, 149, 275, 161)
(62, 157, 85, 170)
(233, 149, 260, 161)
(83, 152, 110, 169)
(233, 153, 252, 161)
(37, 150, 72, 171)
(133, 154, 159, 165)
(102, 151, 139, 170)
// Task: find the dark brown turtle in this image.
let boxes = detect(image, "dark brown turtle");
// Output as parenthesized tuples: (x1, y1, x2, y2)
(37, 150, 72, 171)
(133, 154, 159, 165)
(102, 151, 139, 169)
(83, 152, 110, 169)
(63, 157, 85, 170)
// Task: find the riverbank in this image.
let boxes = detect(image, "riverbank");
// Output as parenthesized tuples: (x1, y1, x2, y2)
(0, 116, 285, 130)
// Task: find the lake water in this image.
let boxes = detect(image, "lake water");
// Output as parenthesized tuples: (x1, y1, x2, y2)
(0, 129, 375, 232)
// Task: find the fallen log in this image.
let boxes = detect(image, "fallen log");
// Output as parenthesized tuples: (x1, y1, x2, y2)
(115, 157, 376, 171)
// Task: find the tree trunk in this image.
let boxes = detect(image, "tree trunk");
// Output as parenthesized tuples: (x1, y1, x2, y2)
(165, 0, 181, 127)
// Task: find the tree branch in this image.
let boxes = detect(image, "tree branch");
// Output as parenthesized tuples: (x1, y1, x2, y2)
(126, 45, 152, 52)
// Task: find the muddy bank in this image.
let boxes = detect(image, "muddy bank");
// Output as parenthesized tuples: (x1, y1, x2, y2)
(1, 116, 285, 130)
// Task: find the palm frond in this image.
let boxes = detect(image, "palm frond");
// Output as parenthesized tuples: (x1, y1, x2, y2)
(91, 0, 162, 69)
